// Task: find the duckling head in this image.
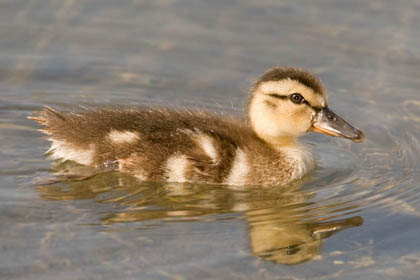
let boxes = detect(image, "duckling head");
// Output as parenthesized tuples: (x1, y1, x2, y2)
(248, 67, 364, 146)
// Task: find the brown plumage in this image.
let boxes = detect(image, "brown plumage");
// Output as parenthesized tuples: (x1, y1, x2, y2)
(30, 106, 292, 185)
(29, 67, 364, 186)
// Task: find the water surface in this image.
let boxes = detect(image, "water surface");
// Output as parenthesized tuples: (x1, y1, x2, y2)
(1, 0, 420, 279)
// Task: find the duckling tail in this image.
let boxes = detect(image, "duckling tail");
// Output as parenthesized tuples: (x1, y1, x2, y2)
(28, 106, 65, 124)
(28, 106, 67, 135)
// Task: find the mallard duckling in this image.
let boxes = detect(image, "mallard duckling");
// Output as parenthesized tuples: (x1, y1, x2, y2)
(29, 67, 364, 186)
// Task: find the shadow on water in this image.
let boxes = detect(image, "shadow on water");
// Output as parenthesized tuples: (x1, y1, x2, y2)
(35, 166, 363, 265)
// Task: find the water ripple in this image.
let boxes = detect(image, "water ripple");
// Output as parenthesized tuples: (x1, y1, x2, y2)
(26, 105, 420, 265)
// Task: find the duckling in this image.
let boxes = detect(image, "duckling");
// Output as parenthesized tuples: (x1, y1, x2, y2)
(29, 67, 364, 186)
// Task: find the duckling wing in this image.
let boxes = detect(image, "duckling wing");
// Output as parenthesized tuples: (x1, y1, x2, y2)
(179, 128, 239, 183)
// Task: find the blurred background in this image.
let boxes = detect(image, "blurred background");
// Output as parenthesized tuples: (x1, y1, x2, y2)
(1, 1, 420, 279)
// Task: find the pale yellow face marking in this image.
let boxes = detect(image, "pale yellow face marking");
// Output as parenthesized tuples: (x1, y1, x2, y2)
(107, 130, 140, 144)
(249, 79, 327, 144)
(258, 79, 326, 107)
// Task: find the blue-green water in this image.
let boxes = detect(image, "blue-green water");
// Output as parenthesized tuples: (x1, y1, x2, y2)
(1, 1, 420, 279)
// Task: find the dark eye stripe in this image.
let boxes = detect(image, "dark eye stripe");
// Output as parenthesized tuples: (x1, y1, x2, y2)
(267, 93, 323, 111)
(268, 93, 288, 100)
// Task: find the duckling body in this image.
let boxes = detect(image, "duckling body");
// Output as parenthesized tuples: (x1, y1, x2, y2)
(30, 67, 364, 186)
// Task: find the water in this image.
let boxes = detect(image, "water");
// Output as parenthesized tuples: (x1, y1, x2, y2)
(1, 0, 420, 279)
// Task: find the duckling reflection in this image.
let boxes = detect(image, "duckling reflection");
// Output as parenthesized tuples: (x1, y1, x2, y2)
(36, 174, 363, 264)
(246, 205, 362, 264)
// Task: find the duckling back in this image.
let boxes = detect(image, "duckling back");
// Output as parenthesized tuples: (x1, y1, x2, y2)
(30, 107, 302, 186)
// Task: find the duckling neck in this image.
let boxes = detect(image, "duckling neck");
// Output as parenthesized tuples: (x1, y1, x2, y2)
(258, 135, 299, 149)
(260, 134, 315, 182)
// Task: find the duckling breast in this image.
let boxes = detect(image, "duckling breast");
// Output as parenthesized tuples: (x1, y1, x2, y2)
(281, 145, 315, 182)
(242, 143, 314, 186)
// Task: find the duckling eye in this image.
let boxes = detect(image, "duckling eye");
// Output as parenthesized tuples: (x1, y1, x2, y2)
(290, 93, 305, 104)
